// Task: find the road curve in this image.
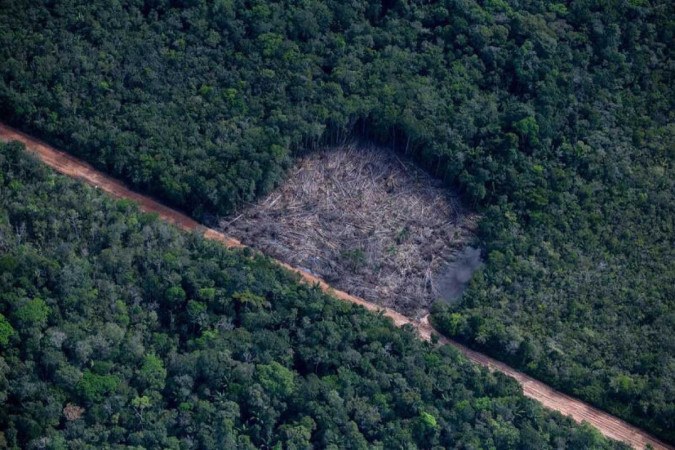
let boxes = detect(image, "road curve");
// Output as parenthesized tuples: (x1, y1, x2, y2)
(0, 123, 670, 450)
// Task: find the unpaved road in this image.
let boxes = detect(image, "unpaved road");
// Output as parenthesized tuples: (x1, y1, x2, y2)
(1, 123, 670, 450)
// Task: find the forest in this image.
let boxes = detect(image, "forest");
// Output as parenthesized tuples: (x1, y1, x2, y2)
(0, 141, 631, 448)
(0, 0, 673, 443)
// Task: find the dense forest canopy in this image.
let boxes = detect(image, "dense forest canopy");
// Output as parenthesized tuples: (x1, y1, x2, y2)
(0, 142, 629, 449)
(0, 0, 673, 443)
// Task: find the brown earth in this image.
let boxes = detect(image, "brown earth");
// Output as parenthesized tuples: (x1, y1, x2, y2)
(0, 122, 670, 450)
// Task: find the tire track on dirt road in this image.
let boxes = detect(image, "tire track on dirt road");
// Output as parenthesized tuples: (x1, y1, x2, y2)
(1, 122, 670, 450)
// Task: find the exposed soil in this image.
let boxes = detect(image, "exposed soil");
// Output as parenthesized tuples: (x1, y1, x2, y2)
(221, 146, 479, 317)
(1, 122, 670, 450)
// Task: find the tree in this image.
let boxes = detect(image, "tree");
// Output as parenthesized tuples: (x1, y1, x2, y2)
(0, 314, 14, 346)
(137, 354, 167, 392)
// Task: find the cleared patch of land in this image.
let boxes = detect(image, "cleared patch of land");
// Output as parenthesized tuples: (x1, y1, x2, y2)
(221, 146, 479, 316)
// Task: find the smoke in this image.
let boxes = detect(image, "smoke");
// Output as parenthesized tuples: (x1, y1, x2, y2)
(433, 246, 482, 303)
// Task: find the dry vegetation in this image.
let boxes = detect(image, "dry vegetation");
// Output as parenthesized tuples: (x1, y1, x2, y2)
(221, 146, 479, 316)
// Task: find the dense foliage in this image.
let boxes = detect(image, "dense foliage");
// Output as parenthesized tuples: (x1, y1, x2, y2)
(0, 142, 628, 449)
(0, 0, 673, 442)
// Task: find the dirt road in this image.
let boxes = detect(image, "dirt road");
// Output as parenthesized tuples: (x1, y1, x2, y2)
(1, 123, 670, 450)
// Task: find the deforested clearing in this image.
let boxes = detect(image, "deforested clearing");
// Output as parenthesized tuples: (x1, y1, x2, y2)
(221, 146, 479, 316)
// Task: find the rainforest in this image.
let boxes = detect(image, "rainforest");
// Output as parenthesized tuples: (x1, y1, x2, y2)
(0, 0, 673, 447)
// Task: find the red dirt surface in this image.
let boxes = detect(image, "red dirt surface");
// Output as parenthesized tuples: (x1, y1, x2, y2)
(1, 122, 670, 450)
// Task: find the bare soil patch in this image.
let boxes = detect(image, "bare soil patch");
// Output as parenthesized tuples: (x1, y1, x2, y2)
(221, 145, 479, 316)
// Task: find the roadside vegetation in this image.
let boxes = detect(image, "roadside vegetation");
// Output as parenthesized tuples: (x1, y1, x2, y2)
(0, 0, 673, 442)
(0, 142, 629, 449)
